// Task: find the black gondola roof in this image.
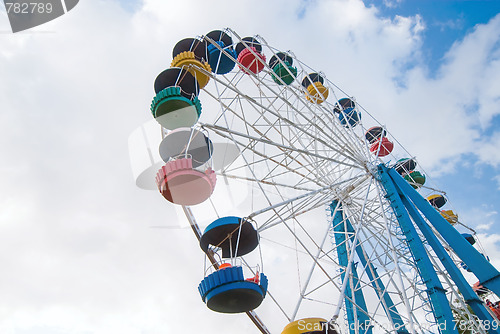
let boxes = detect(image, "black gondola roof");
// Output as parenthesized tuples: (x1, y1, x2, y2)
(235, 37, 262, 56)
(154, 67, 199, 98)
(172, 37, 208, 61)
(269, 52, 293, 68)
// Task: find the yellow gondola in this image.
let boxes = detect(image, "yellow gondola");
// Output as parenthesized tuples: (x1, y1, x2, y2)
(282, 318, 338, 334)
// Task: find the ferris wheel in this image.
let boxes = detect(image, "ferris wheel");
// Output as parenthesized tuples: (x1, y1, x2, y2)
(133, 28, 500, 334)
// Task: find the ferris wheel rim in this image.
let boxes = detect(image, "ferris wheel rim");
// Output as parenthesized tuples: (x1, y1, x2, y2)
(141, 27, 500, 334)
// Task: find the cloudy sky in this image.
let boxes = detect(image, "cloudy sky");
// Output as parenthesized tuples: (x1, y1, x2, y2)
(1, 0, 500, 333)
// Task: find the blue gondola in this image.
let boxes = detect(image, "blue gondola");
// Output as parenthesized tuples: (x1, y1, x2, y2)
(198, 265, 268, 313)
(198, 216, 267, 313)
(206, 30, 237, 75)
(200, 216, 259, 257)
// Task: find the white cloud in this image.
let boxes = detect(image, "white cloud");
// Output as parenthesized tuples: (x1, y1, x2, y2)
(383, 0, 403, 9)
(434, 17, 465, 32)
(476, 132, 500, 167)
(454, 204, 497, 231)
(495, 175, 500, 190)
(476, 233, 500, 270)
(476, 222, 493, 231)
(358, 14, 500, 175)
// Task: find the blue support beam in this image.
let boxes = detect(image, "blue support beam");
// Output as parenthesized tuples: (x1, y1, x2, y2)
(331, 201, 372, 334)
(378, 165, 459, 334)
(397, 189, 500, 334)
(386, 166, 500, 296)
(343, 219, 409, 334)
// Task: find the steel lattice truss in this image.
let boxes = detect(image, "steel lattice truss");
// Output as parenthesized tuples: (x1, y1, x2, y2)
(180, 28, 498, 334)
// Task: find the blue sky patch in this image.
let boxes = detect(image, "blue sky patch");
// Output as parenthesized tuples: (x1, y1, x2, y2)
(364, 0, 500, 75)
